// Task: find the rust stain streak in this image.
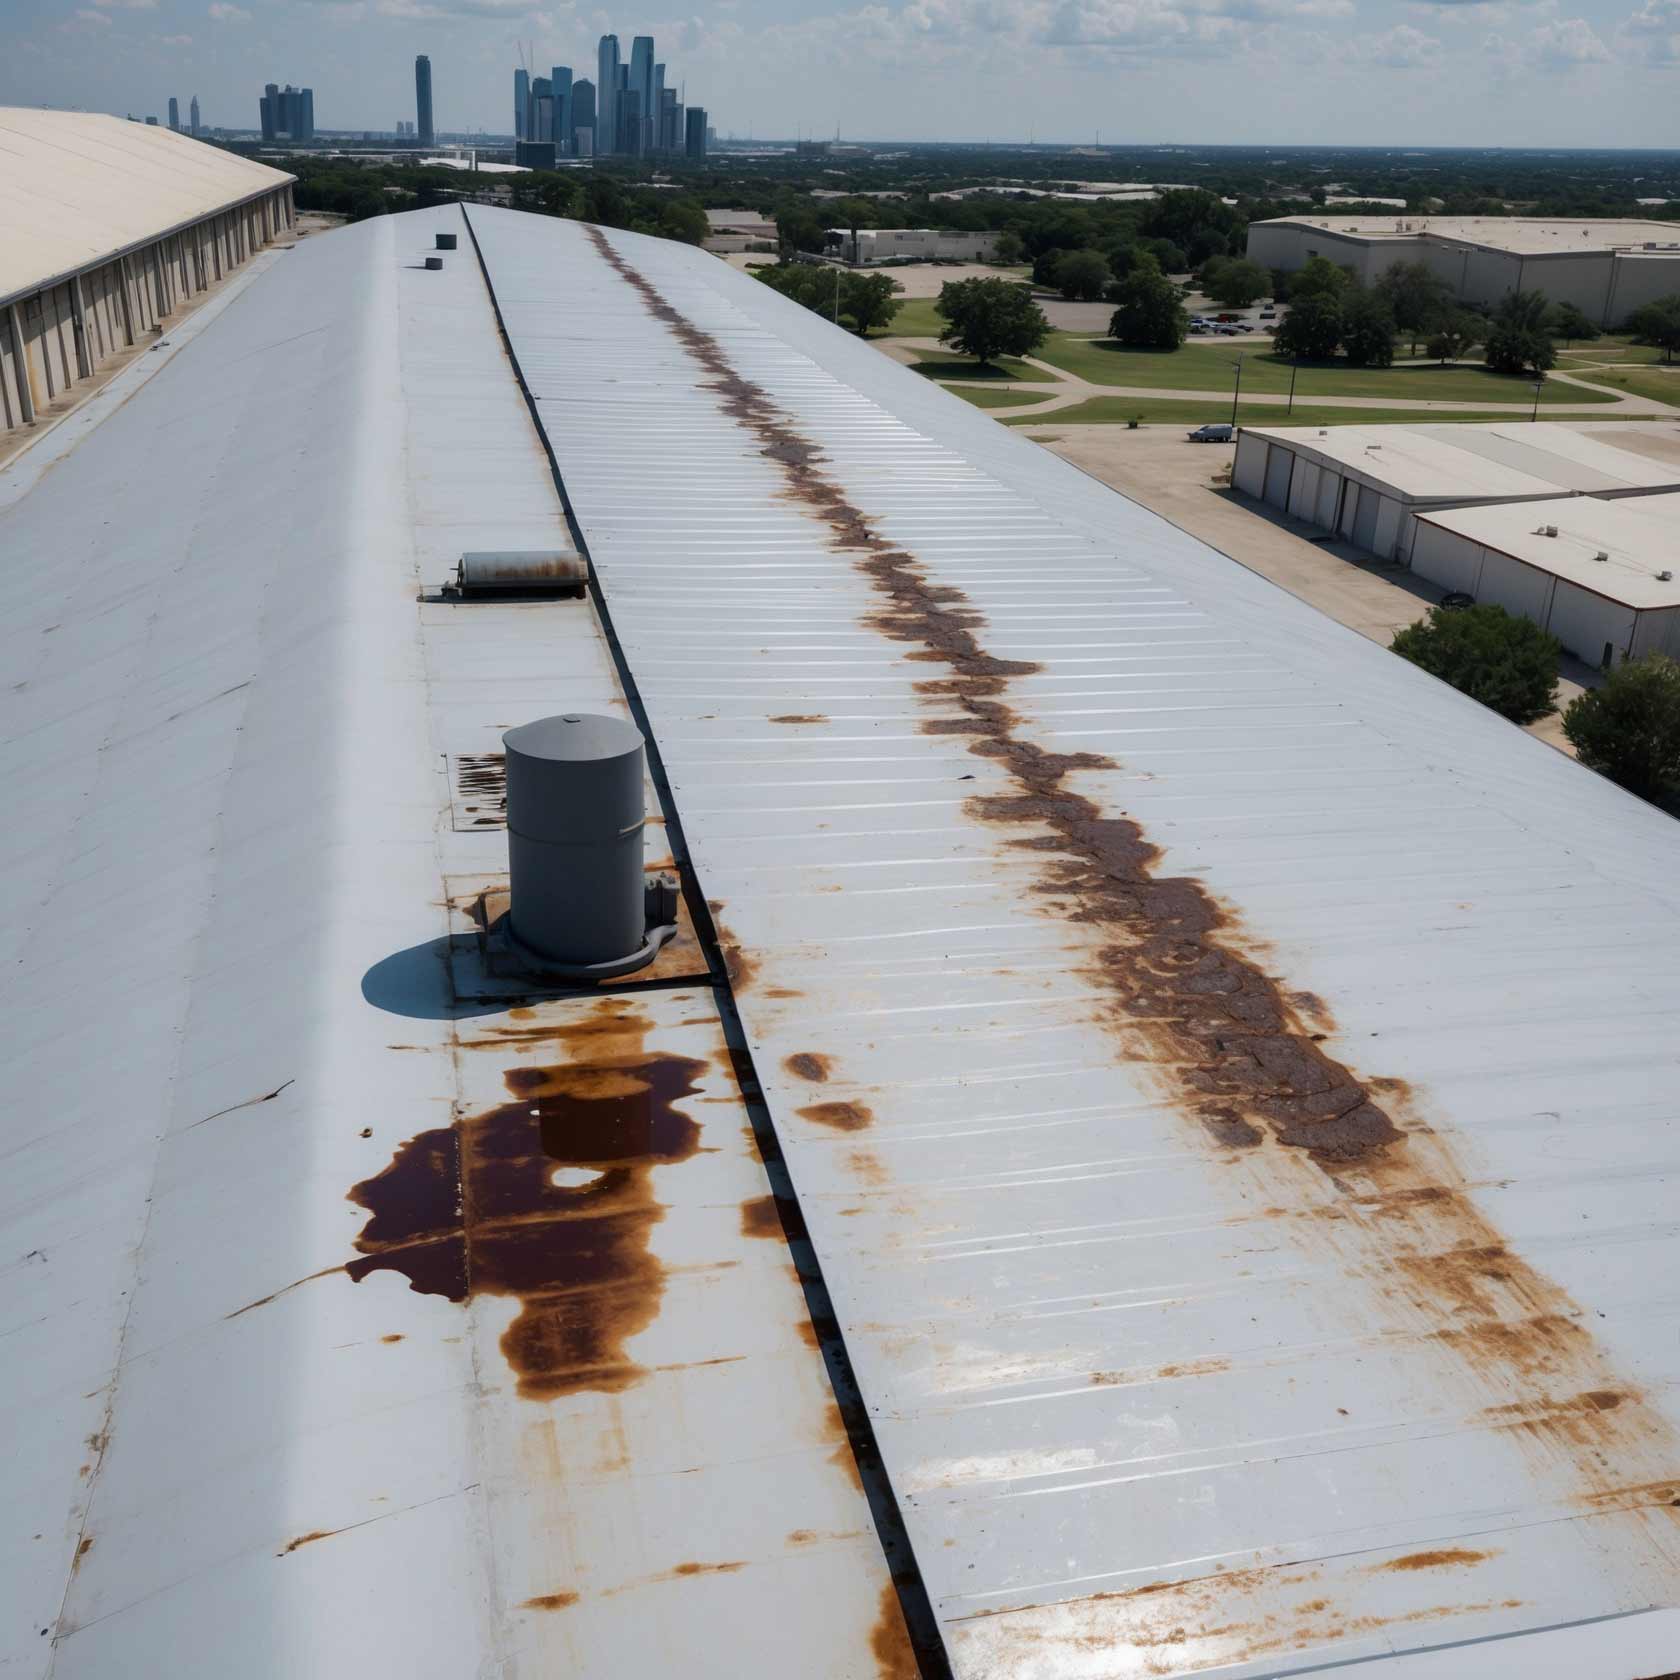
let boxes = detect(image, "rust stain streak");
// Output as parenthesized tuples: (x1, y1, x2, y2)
(583, 224, 1680, 1524)
(278, 1530, 337, 1555)
(521, 1590, 580, 1610)
(869, 1582, 921, 1680)
(344, 998, 707, 1400)
(799, 1100, 874, 1132)
(1377, 1547, 1496, 1572)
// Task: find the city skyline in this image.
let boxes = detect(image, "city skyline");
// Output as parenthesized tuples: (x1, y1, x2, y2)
(3, 0, 1680, 146)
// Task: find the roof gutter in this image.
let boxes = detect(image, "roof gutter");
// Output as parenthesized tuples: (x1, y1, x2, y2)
(0, 171, 298, 312)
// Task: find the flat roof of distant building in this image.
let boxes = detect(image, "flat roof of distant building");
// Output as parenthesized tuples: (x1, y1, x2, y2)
(1415, 491, 1680, 611)
(1254, 214, 1680, 255)
(1240, 421, 1680, 501)
(0, 107, 294, 306)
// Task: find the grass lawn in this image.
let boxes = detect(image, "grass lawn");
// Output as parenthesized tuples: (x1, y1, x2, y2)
(1557, 342, 1674, 367)
(1001, 398, 1545, 428)
(952, 386, 1052, 410)
(906, 353, 1039, 382)
(1030, 337, 1614, 404)
(1553, 364, 1680, 408)
(876, 297, 947, 339)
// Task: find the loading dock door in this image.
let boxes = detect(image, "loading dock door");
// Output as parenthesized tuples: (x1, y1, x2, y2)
(1263, 445, 1294, 510)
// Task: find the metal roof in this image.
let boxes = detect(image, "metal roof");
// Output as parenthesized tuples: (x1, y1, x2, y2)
(0, 107, 293, 306)
(1240, 421, 1680, 503)
(1414, 491, 1680, 611)
(6, 202, 1680, 1680)
(1253, 214, 1680, 254)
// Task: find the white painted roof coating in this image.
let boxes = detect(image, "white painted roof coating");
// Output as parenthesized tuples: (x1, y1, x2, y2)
(0, 107, 292, 304)
(1240, 420, 1680, 502)
(4, 203, 1680, 1680)
(1416, 492, 1680, 610)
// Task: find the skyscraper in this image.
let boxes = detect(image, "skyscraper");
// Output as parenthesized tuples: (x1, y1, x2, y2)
(530, 77, 552, 142)
(551, 66, 572, 156)
(259, 83, 313, 143)
(651, 62, 665, 151)
(685, 106, 707, 160)
(189, 94, 200, 136)
(617, 89, 641, 157)
(514, 66, 529, 140)
(571, 77, 595, 156)
(415, 54, 434, 146)
(596, 35, 619, 155)
(168, 96, 179, 132)
(629, 36, 654, 152)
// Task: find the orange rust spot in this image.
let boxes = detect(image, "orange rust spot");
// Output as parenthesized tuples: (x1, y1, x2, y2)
(345, 999, 707, 1402)
(768, 714, 828, 725)
(75, 1537, 93, 1561)
(784, 1052, 831, 1083)
(764, 987, 804, 999)
(665, 1560, 746, 1579)
(521, 1591, 580, 1610)
(1379, 1548, 1496, 1572)
(846, 1148, 888, 1187)
(278, 1530, 336, 1556)
(380, 1333, 404, 1344)
(800, 1101, 874, 1132)
(870, 1582, 919, 1680)
(709, 910, 758, 992)
(739, 1194, 781, 1240)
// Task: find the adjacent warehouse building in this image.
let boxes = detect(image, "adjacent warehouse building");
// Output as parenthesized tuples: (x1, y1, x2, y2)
(1233, 421, 1680, 562)
(1246, 215, 1680, 326)
(0, 107, 295, 438)
(1410, 493, 1680, 666)
(830, 226, 1001, 264)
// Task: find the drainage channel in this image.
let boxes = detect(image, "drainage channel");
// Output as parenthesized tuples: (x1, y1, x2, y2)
(457, 203, 954, 1680)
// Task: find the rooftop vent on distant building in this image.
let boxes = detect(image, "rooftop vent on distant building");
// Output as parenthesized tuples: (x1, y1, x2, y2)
(1594, 550, 1610, 562)
(1660, 570, 1675, 583)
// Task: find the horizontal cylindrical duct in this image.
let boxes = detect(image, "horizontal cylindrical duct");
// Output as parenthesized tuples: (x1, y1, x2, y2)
(456, 550, 587, 594)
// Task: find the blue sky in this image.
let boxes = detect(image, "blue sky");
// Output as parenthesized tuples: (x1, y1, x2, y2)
(3, 0, 1678, 146)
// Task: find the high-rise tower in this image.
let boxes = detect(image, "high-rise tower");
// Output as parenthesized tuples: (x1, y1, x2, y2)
(596, 35, 620, 154)
(514, 66, 529, 140)
(168, 96, 179, 132)
(629, 36, 654, 152)
(189, 94, 200, 136)
(551, 67, 572, 155)
(415, 55, 434, 147)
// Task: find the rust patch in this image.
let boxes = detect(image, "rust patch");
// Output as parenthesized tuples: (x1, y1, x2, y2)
(707, 907, 759, 992)
(740, 1193, 781, 1239)
(870, 1583, 921, 1680)
(345, 998, 706, 1400)
(585, 224, 1680, 1529)
(1378, 1548, 1495, 1572)
(784, 1052, 832, 1083)
(278, 1530, 336, 1556)
(665, 1560, 746, 1579)
(768, 713, 828, 725)
(521, 1591, 580, 1611)
(381, 1333, 404, 1344)
(799, 1100, 874, 1132)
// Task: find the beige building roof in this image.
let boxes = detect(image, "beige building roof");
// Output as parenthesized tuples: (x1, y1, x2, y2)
(0, 108, 293, 306)
(1255, 214, 1680, 256)
(1415, 492, 1680, 611)
(1242, 421, 1680, 501)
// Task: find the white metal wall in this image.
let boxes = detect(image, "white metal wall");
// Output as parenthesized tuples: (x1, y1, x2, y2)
(1232, 430, 1268, 497)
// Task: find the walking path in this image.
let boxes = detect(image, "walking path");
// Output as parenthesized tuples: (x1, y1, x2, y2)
(880, 335, 1680, 422)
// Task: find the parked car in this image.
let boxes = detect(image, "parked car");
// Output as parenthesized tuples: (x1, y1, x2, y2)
(1187, 423, 1234, 443)
(1215, 325, 1243, 335)
(1439, 591, 1476, 610)
(1258, 307, 1277, 319)
(1215, 312, 1242, 323)
(1189, 322, 1210, 334)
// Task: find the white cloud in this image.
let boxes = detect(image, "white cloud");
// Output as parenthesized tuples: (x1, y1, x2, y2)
(1356, 20, 1443, 61)
(60, 7, 113, 28)
(1531, 14, 1610, 58)
(1618, 0, 1680, 59)
(90, 0, 159, 9)
(373, 0, 537, 14)
(206, 1, 250, 17)
(158, 30, 193, 42)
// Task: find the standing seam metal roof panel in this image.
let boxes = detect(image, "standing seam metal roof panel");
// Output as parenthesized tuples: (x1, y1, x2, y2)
(468, 207, 1680, 1679)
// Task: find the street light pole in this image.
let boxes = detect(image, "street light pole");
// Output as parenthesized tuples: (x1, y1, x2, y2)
(1230, 352, 1245, 429)
(834, 265, 841, 327)
(1531, 373, 1544, 422)
(1287, 356, 1298, 417)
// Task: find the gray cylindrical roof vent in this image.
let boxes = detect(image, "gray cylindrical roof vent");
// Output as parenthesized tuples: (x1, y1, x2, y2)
(436, 232, 458, 250)
(424, 256, 444, 271)
(504, 714, 652, 969)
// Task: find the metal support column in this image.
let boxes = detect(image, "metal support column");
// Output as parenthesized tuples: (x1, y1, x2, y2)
(7, 305, 36, 424)
(69, 275, 93, 379)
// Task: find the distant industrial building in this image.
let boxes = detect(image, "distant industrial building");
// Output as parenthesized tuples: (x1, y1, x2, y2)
(1232, 422, 1680, 563)
(415, 55, 434, 147)
(830, 228, 1002, 264)
(514, 140, 556, 170)
(259, 82, 314, 143)
(1247, 216, 1680, 328)
(1410, 494, 1680, 666)
(1, 108, 294, 439)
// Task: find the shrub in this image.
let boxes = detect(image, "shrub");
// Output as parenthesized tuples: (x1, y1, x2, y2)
(1563, 654, 1680, 804)
(1390, 603, 1559, 723)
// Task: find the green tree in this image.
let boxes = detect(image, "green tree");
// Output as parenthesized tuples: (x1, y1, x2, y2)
(1627, 294, 1680, 363)
(657, 197, 708, 246)
(1056, 249, 1111, 301)
(936, 277, 1050, 366)
(1273, 291, 1344, 360)
(1427, 314, 1481, 363)
(1375, 260, 1453, 354)
(1484, 290, 1557, 376)
(1109, 264, 1189, 349)
(993, 228, 1027, 265)
(1390, 603, 1559, 724)
(582, 175, 630, 230)
(1143, 237, 1188, 273)
(841, 271, 903, 335)
(1562, 655, 1680, 804)
(1207, 258, 1269, 308)
(1550, 301, 1599, 346)
(1288, 255, 1354, 302)
(1339, 290, 1397, 367)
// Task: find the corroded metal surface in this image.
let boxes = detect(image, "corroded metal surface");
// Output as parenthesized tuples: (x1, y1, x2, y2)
(471, 207, 1680, 1677)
